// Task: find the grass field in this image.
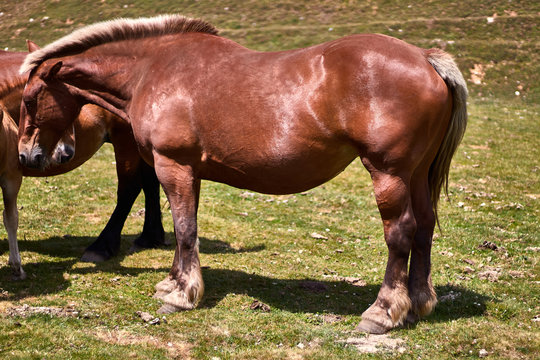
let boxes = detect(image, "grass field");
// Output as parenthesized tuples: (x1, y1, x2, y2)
(1, 1, 539, 359)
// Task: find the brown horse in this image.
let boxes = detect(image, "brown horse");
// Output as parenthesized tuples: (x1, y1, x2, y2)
(17, 15, 467, 333)
(0, 47, 166, 279)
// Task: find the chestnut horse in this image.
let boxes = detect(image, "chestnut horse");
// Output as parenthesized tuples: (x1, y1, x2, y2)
(17, 15, 467, 333)
(0, 47, 165, 279)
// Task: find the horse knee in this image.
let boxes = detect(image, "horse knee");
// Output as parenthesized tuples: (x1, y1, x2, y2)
(385, 211, 417, 255)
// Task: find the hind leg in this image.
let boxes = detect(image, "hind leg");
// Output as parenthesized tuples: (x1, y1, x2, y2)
(407, 177, 437, 322)
(131, 161, 166, 251)
(81, 154, 143, 262)
(1, 173, 25, 280)
(82, 136, 164, 261)
(356, 171, 415, 333)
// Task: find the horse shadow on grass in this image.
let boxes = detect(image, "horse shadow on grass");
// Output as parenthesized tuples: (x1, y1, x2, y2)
(0, 233, 265, 299)
(0, 232, 264, 260)
(0, 234, 492, 325)
(198, 269, 493, 324)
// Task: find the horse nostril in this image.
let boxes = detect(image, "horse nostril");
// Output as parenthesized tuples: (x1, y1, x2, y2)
(60, 150, 74, 163)
(33, 153, 42, 166)
(19, 153, 27, 166)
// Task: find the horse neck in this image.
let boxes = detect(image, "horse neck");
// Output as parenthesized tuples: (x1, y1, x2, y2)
(62, 47, 141, 123)
(0, 106, 18, 158)
(0, 53, 27, 124)
(0, 87, 24, 125)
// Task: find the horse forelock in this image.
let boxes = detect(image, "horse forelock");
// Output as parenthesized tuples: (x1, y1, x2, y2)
(19, 14, 218, 75)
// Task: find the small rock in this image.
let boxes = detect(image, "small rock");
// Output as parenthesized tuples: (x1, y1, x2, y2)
(439, 291, 461, 302)
(239, 191, 256, 198)
(136, 311, 160, 324)
(311, 232, 328, 240)
(341, 277, 367, 287)
(131, 208, 145, 217)
(464, 266, 475, 274)
(477, 270, 500, 282)
(479, 348, 489, 357)
(479, 241, 498, 251)
(250, 300, 270, 312)
(508, 270, 524, 278)
(322, 314, 343, 323)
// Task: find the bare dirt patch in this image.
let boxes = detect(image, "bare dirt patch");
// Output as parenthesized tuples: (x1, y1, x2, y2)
(94, 329, 192, 359)
(339, 334, 406, 354)
(5, 304, 80, 318)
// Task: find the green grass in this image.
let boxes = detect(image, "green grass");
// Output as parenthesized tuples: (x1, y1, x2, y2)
(1, 1, 539, 359)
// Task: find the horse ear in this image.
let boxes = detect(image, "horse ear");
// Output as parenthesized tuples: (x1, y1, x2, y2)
(26, 40, 41, 52)
(43, 61, 63, 80)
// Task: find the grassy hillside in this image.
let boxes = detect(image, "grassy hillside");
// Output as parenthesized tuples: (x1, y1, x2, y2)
(1, 1, 539, 359)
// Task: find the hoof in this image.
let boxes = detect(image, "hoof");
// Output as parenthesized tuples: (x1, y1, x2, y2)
(153, 289, 169, 300)
(405, 311, 419, 325)
(155, 289, 197, 313)
(80, 250, 110, 263)
(132, 231, 168, 250)
(355, 318, 389, 334)
(11, 268, 27, 281)
(158, 289, 197, 311)
(154, 283, 200, 313)
(154, 277, 177, 300)
(128, 243, 145, 254)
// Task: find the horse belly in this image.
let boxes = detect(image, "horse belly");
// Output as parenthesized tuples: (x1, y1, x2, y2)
(200, 142, 358, 195)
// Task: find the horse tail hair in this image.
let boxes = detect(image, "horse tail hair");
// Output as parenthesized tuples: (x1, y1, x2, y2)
(424, 48, 468, 227)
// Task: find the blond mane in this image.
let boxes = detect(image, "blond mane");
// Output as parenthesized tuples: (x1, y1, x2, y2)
(20, 14, 218, 74)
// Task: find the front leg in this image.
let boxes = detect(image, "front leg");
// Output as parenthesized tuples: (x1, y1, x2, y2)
(152, 154, 203, 313)
(1, 173, 25, 280)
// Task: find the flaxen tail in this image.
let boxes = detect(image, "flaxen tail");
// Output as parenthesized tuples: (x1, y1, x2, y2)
(425, 48, 468, 226)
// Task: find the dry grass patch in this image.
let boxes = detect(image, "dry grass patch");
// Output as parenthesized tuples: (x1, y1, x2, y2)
(94, 329, 193, 359)
(339, 334, 406, 354)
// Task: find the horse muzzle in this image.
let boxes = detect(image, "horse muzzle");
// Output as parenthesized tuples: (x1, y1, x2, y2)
(19, 146, 48, 169)
(52, 142, 75, 165)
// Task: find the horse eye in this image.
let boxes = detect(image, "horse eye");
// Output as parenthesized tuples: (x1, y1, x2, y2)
(24, 99, 34, 110)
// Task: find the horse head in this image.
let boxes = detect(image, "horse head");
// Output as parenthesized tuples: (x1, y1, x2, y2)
(18, 59, 79, 169)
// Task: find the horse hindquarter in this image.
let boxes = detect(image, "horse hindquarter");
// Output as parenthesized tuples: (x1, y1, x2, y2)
(324, 36, 462, 333)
